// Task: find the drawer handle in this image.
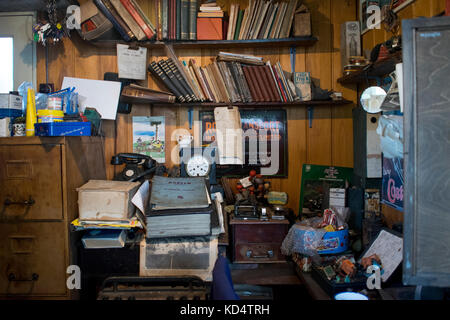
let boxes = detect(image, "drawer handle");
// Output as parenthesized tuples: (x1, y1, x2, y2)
(246, 250, 274, 259)
(4, 197, 35, 207)
(8, 273, 39, 282)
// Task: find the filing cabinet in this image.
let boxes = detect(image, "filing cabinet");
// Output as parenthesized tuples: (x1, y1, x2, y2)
(0, 137, 106, 299)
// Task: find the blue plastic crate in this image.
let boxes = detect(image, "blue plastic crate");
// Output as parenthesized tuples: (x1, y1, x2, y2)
(35, 122, 91, 136)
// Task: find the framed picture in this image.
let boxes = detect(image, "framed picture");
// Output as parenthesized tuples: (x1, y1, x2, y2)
(360, 0, 415, 34)
(132, 116, 166, 163)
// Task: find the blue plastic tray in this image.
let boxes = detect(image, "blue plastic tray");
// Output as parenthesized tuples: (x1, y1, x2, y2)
(35, 122, 91, 136)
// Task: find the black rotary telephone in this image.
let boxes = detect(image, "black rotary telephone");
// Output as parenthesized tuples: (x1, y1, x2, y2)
(111, 153, 157, 182)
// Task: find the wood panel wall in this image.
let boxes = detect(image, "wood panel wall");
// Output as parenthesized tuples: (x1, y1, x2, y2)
(36, 0, 358, 215)
(360, 0, 446, 227)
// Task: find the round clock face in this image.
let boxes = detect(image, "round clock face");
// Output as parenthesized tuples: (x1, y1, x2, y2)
(186, 155, 210, 177)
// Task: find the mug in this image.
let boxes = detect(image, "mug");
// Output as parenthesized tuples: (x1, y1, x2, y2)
(13, 123, 26, 136)
(177, 134, 193, 148)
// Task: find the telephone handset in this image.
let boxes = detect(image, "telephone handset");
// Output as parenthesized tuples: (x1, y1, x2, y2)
(111, 153, 157, 182)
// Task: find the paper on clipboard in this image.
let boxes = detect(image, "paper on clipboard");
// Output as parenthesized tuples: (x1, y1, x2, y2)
(360, 229, 403, 282)
(61, 77, 121, 120)
(117, 44, 147, 80)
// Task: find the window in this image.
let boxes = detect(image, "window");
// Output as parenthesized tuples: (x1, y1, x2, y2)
(0, 37, 14, 93)
(0, 12, 36, 93)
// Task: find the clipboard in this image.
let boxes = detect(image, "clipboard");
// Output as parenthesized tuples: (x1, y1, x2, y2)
(359, 228, 403, 282)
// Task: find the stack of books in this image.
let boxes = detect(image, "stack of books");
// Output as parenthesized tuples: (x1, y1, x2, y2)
(140, 176, 223, 281)
(148, 52, 310, 103)
(93, 0, 156, 41)
(155, 0, 199, 41)
(227, 0, 299, 40)
(198, 2, 224, 17)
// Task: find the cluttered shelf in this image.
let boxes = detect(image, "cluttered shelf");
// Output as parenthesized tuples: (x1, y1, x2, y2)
(91, 36, 319, 49)
(337, 52, 402, 85)
(149, 99, 353, 108)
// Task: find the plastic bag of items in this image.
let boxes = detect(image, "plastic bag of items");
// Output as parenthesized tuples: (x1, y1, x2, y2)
(281, 207, 351, 256)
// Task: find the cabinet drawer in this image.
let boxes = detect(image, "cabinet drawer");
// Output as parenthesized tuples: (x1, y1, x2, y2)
(234, 243, 285, 263)
(0, 222, 68, 297)
(0, 145, 63, 220)
(233, 224, 288, 244)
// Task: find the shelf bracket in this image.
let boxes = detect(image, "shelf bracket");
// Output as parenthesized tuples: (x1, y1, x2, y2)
(290, 47, 296, 73)
(307, 106, 314, 128)
(188, 107, 193, 130)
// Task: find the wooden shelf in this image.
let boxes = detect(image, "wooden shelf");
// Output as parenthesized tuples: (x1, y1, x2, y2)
(337, 52, 402, 85)
(91, 36, 318, 49)
(150, 99, 353, 108)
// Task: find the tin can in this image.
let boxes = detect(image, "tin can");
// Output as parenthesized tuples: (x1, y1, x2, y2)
(47, 96, 62, 110)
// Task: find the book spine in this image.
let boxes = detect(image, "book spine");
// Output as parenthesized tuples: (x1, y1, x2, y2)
(264, 4, 278, 39)
(252, 66, 271, 102)
(120, 0, 154, 39)
(148, 61, 185, 102)
(190, 59, 211, 101)
(267, 62, 283, 101)
(206, 64, 223, 102)
(234, 9, 244, 40)
(217, 61, 237, 102)
(189, 0, 197, 40)
(159, 60, 192, 102)
(235, 62, 253, 102)
(263, 65, 281, 102)
(272, 65, 288, 102)
(181, 0, 189, 40)
(185, 62, 205, 101)
(226, 62, 244, 102)
(277, 63, 293, 101)
(258, 65, 276, 101)
(166, 58, 197, 101)
(162, 0, 168, 39)
(176, 0, 181, 40)
(122, 87, 176, 103)
(156, 0, 162, 40)
(200, 67, 217, 102)
(248, 66, 264, 102)
(130, 0, 156, 33)
(94, 0, 133, 41)
(212, 62, 230, 102)
(198, 67, 214, 101)
(242, 66, 259, 102)
(110, 0, 146, 40)
(172, 0, 176, 40)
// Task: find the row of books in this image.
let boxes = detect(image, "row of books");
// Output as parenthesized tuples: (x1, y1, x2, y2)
(155, 0, 199, 41)
(93, 0, 156, 41)
(226, 0, 299, 40)
(147, 52, 311, 103)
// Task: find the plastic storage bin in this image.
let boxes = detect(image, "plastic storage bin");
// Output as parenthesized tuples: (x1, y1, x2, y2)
(34, 122, 91, 136)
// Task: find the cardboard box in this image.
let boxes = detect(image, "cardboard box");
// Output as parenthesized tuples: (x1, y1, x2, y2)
(0, 93, 22, 117)
(77, 180, 141, 221)
(294, 12, 311, 37)
(197, 17, 225, 40)
(340, 21, 361, 72)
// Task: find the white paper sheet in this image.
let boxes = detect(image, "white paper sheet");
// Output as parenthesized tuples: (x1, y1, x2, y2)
(117, 44, 147, 80)
(61, 77, 121, 120)
(214, 107, 243, 165)
(360, 230, 403, 282)
(131, 180, 149, 215)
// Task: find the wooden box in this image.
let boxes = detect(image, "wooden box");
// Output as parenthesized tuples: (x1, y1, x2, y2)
(197, 17, 225, 40)
(294, 12, 311, 37)
(230, 219, 289, 263)
(77, 180, 140, 221)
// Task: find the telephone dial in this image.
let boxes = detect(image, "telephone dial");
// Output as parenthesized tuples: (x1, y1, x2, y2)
(111, 153, 157, 182)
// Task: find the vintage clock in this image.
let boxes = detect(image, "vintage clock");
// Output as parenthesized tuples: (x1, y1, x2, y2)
(180, 147, 217, 184)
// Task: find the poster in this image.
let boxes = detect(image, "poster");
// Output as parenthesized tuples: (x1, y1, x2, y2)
(381, 157, 404, 212)
(199, 109, 287, 177)
(132, 116, 165, 163)
(299, 164, 353, 217)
